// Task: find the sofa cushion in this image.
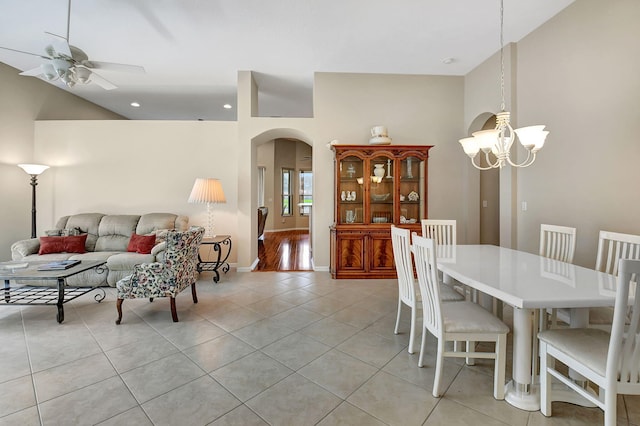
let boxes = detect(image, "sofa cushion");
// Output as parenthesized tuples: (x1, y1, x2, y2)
(38, 234, 87, 255)
(94, 215, 141, 252)
(127, 233, 156, 254)
(136, 213, 188, 234)
(107, 252, 155, 271)
(56, 213, 105, 252)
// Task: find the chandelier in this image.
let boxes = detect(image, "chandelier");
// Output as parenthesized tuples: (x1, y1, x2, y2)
(459, 0, 548, 169)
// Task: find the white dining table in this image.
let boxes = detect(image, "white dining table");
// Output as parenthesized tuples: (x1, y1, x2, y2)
(436, 244, 616, 411)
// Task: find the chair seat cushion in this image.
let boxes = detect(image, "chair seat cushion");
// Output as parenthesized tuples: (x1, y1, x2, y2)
(538, 328, 610, 376)
(439, 283, 465, 302)
(442, 301, 509, 334)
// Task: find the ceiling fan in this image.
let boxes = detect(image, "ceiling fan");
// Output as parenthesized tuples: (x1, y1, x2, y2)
(0, 0, 144, 90)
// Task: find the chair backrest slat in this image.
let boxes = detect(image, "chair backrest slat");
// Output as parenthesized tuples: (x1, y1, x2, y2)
(539, 224, 576, 264)
(608, 260, 640, 385)
(421, 219, 456, 246)
(596, 231, 640, 276)
(391, 226, 416, 306)
(412, 234, 443, 338)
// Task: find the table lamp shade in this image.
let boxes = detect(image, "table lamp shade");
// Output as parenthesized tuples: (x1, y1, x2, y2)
(188, 178, 226, 204)
(188, 178, 225, 238)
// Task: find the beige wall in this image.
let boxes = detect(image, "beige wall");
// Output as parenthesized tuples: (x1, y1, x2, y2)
(32, 120, 239, 263)
(463, 0, 640, 267)
(514, 0, 640, 267)
(0, 63, 123, 259)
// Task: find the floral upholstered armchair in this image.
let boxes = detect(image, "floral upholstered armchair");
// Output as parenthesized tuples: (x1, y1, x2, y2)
(115, 226, 205, 324)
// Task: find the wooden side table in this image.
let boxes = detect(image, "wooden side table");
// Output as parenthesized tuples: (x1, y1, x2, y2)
(197, 235, 231, 283)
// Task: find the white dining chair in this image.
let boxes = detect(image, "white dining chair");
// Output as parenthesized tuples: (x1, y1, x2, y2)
(539, 258, 640, 426)
(590, 230, 640, 326)
(412, 234, 509, 399)
(421, 219, 456, 245)
(539, 224, 577, 327)
(540, 224, 576, 263)
(390, 226, 464, 354)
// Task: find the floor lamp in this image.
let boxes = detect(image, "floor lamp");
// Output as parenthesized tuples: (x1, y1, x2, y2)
(188, 178, 226, 238)
(18, 164, 50, 238)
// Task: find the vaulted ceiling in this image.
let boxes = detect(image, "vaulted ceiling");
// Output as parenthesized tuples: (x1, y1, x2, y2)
(0, 0, 573, 120)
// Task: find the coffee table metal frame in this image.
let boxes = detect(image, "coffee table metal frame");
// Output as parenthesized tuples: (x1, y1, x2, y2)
(0, 260, 107, 323)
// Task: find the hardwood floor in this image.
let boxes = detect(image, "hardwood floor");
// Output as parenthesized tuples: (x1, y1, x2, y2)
(256, 230, 312, 271)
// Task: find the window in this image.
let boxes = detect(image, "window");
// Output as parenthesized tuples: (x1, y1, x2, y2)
(281, 168, 293, 216)
(299, 170, 312, 216)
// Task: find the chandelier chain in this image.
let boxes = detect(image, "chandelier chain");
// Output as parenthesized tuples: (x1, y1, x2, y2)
(499, 0, 505, 112)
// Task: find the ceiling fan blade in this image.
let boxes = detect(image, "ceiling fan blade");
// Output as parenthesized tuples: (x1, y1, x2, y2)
(83, 60, 145, 74)
(19, 67, 46, 77)
(86, 70, 117, 90)
(44, 32, 72, 57)
(0, 45, 49, 59)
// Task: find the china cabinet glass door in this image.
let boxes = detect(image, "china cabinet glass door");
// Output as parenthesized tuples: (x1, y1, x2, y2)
(338, 155, 363, 224)
(370, 155, 394, 224)
(399, 155, 425, 223)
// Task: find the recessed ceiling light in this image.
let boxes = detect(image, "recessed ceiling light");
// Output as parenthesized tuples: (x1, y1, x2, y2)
(442, 57, 455, 65)
(130, 102, 141, 107)
(223, 104, 232, 109)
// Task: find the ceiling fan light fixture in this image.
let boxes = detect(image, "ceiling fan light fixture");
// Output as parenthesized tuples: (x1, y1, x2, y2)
(41, 63, 59, 81)
(74, 66, 92, 84)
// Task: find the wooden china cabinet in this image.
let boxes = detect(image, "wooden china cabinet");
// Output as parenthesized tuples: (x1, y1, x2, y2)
(330, 144, 433, 279)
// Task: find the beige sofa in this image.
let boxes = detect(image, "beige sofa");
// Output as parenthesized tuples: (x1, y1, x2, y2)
(11, 213, 188, 287)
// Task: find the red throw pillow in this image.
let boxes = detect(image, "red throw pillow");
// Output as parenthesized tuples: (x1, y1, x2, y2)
(39, 234, 87, 255)
(127, 233, 157, 254)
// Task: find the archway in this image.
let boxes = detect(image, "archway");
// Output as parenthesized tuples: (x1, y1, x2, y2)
(249, 128, 314, 271)
(467, 113, 500, 245)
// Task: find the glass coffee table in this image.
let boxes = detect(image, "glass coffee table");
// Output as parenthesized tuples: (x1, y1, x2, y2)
(0, 260, 107, 323)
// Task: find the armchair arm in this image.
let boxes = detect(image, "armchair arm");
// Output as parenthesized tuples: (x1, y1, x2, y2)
(11, 238, 40, 260)
(150, 241, 167, 257)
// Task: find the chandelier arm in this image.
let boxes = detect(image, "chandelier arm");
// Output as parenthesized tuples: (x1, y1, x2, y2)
(506, 150, 536, 168)
(469, 154, 499, 171)
(484, 151, 502, 169)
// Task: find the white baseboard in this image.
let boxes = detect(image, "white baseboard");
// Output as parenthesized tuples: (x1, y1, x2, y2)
(313, 265, 330, 272)
(265, 228, 309, 233)
(237, 258, 259, 272)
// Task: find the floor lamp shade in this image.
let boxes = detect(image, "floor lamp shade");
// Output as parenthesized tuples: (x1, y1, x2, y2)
(17, 163, 49, 238)
(188, 178, 226, 237)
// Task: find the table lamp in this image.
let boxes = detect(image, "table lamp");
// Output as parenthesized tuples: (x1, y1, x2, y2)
(188, 178, 226, 238)
(18, 163, 50, 238)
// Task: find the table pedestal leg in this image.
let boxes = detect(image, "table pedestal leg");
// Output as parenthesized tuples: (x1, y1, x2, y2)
(505, 307, 540, 411)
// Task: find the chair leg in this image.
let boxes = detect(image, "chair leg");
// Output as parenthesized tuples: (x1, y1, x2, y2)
(466, 341, 476, 365)
(418, 327, 427, 368)
(539, 341, 552, 416)
(394, 299, 402, 335)
(170, 297, 179, 322)
(408, 305, 417, 354)
(115, 298, 123, 325)
(433, 339, 445, 397)
(191, 282, 198, 304)
(604, 390, 617, 426)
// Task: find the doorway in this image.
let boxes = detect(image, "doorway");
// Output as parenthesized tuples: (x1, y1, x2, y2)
(479, 115, 500, 245)
(255, 138, 313, 271)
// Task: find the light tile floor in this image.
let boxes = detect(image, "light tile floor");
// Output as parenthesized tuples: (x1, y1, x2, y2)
(0, 271, 637, 425)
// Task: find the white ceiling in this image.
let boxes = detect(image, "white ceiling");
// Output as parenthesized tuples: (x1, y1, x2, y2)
(0, 0, 574, 121)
